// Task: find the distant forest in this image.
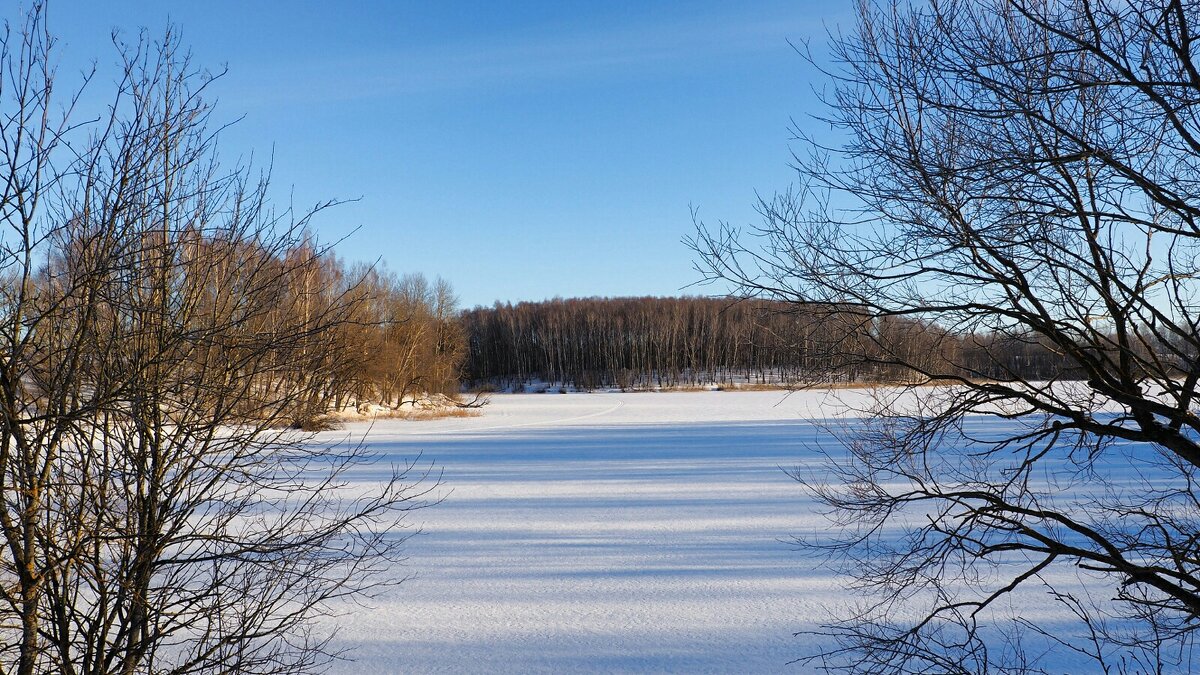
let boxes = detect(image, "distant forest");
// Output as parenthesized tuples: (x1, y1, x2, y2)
(312, 286, 1119, 398)
(457, 296, 1079, 390)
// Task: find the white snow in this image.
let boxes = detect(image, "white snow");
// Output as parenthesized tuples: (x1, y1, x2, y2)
(311, 390, 1109, 673)
(311, 391, 848, 673)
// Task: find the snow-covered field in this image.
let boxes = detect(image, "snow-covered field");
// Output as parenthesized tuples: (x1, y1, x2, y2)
(311, 390, 1103, 673)
(314, 390, 852, 673)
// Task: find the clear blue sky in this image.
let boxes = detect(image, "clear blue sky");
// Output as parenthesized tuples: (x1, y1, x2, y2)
(40, 1, 850, 308)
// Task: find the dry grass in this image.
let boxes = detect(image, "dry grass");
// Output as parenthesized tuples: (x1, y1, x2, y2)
(331, 406, 483, 423)
(290, 415, 343, 431)
(395, 407, 482, 421)
(718, 383, 791, 391)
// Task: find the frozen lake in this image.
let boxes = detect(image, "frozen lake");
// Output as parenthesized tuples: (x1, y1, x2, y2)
(313, 390, 1145, 673)
(318, 391, 851, 673)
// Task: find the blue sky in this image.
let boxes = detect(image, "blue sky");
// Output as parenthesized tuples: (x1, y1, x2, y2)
(41, 1, 851, 308)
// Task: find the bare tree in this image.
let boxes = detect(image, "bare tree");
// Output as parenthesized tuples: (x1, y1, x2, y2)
(0, 7, 431, 674)
(459, 296, 851, 390)
(693, 0, 1200, 672)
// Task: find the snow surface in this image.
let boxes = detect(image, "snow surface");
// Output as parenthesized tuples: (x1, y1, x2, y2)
(310, 390, 1091, 673)
(307, 391, 854, 673)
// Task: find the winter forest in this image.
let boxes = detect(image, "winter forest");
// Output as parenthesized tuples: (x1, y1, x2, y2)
(4, 1, 1200, 674)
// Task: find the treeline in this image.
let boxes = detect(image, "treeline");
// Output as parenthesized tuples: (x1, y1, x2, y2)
(345, 268, 465, 408)
(43, 229, 466, 427)
(459, 296, 1083, 390)
(460, 296, 856, 389)
(251, 251, 466, 421)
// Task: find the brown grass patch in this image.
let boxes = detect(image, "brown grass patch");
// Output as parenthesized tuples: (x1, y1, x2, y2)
(718, 383, 791, 391)
(397, 407, 482, 421)
(290, 415, 343, 431)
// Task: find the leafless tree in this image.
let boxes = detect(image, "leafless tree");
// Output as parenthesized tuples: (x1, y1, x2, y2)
(0, 7, 431, 674)
(460, 296, 855, 390)
(343, 269, 465, 409)
(693, 0, 1200, 672)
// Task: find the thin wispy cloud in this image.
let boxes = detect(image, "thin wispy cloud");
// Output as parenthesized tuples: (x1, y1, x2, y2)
(229, 10, 831, 108)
